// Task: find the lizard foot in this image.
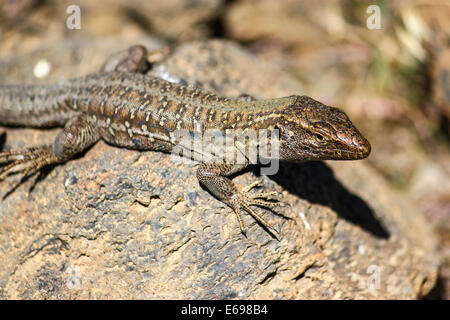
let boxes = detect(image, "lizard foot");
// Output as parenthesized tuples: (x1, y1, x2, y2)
(101, 45, 150, 73)
(0, 145, 58, 182)
(230, 179, 286, 240)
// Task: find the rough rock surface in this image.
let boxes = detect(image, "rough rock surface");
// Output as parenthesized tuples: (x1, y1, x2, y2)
(0, 39, 440, 299)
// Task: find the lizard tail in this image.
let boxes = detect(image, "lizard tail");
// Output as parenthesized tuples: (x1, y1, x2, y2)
(0, 84, 76, 127)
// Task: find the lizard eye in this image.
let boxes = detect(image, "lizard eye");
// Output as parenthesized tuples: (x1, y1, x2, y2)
(314, 133, 325, 142)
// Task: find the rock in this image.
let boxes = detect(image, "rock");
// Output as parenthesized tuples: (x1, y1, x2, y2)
(0, 37, 166, 85)
(0, 39, 440, 299)
(0, 0, 223, 52)
(430, 44, 450, 136)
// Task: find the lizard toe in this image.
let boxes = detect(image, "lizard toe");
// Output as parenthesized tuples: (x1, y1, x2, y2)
(0, 145, 58, 181)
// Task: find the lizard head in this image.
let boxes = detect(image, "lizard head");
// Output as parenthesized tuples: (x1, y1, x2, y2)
(276, 96, 371, 162)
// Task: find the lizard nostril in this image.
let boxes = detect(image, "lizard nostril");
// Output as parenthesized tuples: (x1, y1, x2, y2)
(353, 136, 371, 157)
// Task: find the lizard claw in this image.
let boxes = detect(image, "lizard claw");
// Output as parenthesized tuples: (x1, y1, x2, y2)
(229, 180, 284, 240)
(241, 180, 284, 204)
(0, 145, 57, 182)
(240, 179, 263, 193)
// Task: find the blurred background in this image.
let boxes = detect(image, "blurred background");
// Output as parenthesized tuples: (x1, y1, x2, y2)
(0, 0, 448, 298)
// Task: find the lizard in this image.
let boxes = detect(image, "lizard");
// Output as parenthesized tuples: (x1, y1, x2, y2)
(0, 45, 371, 238)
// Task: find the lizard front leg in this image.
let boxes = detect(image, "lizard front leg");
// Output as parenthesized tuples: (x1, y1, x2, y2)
(196, 163, 284, 238)
(0, 114, 99, 187)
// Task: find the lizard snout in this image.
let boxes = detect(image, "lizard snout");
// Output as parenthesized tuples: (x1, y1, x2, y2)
(353, 135, 371, 158)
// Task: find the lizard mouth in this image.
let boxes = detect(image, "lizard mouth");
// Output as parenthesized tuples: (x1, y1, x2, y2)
(319, 145, 371, 160)
(297, 145, 371, 160)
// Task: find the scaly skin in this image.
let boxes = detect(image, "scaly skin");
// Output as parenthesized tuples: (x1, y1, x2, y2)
(0, 45, 371, 238)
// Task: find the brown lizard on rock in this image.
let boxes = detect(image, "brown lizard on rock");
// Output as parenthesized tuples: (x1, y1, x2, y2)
(0, 45, 371, 238)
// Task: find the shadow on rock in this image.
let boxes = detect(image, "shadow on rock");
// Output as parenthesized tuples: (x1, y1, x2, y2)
(256, 161, 390, 239)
